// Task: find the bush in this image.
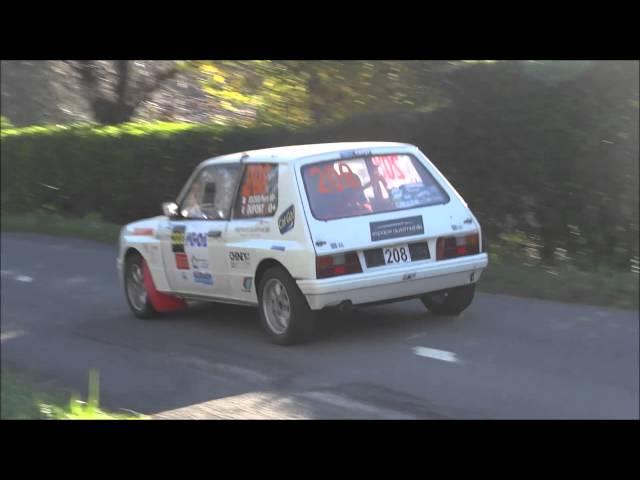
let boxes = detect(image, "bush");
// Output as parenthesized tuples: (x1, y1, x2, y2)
(1, 122, 227, 222)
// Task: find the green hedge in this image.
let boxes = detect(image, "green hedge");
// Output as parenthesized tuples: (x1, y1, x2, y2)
(1, 122, 225, 223)
(2, 112, 638, 271)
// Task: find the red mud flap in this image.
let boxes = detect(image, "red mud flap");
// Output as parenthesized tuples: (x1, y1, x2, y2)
(142, 260, 187, 313)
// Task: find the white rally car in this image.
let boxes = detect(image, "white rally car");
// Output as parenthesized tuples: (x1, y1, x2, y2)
(117, 142, 488, 344)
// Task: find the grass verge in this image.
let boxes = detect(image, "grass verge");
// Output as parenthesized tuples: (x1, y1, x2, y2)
(481, 256, 638, 310)
(1, 212, 120, 244)
(1, 366, 147, 420)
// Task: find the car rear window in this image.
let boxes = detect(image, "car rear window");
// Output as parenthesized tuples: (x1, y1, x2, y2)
(301, 154, 449, 221)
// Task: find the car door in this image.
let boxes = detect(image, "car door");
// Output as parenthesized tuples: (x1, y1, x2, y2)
(224, 162, 280, 301)
(160, 162, 242, 298)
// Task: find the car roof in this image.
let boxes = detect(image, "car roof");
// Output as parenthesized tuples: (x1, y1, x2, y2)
(199, 142, 415, 167)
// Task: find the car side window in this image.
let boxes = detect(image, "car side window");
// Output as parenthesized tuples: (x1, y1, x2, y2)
(180, 164, 242, 220)
(233, 163, 279, 219)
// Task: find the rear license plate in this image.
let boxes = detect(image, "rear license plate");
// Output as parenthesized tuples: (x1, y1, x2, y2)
(383, 244, 412, 265)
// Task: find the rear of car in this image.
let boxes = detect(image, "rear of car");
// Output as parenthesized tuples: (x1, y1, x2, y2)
(292, 144, 488, 310)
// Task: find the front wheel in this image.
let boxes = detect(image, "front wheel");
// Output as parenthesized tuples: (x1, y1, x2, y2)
(258, 267, 315, 345)
(421, 284, 476, 316)
(124, 253, 158, 319)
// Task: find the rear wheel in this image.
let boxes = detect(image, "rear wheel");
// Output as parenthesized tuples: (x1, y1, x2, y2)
(258, 266, 315, 345)
(421, 284, 476, 316)
(124, 253, 157, 319)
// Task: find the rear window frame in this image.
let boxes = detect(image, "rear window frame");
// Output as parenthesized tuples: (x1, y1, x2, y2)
(299, 152, 451, 222)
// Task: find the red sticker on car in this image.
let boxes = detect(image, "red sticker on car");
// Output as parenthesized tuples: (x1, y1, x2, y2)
(132, 228, 155, 236)
(175, 252, 189, 270)
(372, 155, 405, 180)
(241, 164, 270, 197)
(237, 164, 278, 218)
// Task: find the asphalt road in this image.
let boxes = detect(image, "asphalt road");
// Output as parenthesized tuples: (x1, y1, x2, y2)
(1, 233, 638, 419)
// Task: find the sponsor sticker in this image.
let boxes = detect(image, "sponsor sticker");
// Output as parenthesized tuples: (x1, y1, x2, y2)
(229, 251, 251, 269)
(278, 205, 295, 234)
(370, 215, 424, 242)
(175, 252, 189, 270)
(340, 149, 371, 159)
(190, 256, 209, 270)
(171, 225, 186, 252)
(240, 195, 277, 217)
(235, 225, 271, 235)
(187, 232, 207, 248)
(193, 271, 214, 286)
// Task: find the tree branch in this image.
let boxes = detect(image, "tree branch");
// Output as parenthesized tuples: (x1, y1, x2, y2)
(132, 65, 180, 110)
(115, 60, 129, 107)
(73, 61, 99, 97)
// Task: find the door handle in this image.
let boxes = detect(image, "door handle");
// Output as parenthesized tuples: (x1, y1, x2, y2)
(207, 230, 222, 238)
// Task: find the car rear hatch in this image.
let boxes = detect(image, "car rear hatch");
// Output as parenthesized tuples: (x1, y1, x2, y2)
(294, 146, 481, 277)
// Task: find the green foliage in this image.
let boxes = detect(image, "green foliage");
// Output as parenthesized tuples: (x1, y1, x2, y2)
(1, 122, 228, 222)
(1, 212, 122, 244)
(40, 370, 148, 420)
(1, 367, 146, 420)
(189, 61, 452, 128)
(481, 257, 639, 310)
(1, 115, 14, 130)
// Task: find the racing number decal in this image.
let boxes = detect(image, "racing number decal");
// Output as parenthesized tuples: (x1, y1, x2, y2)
(308, 163, 361, 195)
(385, 247, 409, 263)
(372, 155, 405, 181)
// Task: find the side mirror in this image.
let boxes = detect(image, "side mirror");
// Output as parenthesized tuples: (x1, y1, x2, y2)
(162, 202, 179, 218)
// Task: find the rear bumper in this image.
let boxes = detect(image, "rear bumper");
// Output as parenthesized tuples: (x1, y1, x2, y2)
(297, 253, 488, 310)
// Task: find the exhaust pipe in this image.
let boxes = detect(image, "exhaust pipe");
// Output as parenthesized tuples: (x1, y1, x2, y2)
(337, 300, 353, 313)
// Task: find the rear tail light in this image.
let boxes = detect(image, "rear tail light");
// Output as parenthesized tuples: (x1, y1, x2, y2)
(316, 252, 363, 279)
(436, 233, 480, 260)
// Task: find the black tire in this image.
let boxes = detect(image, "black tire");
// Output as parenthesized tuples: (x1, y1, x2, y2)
(124, 252, 158, 320)
(421, 284, 476, 316)
(257, 266, 315, 345)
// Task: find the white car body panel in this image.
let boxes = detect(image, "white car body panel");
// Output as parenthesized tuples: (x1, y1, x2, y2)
(117, 142, 488, 311)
